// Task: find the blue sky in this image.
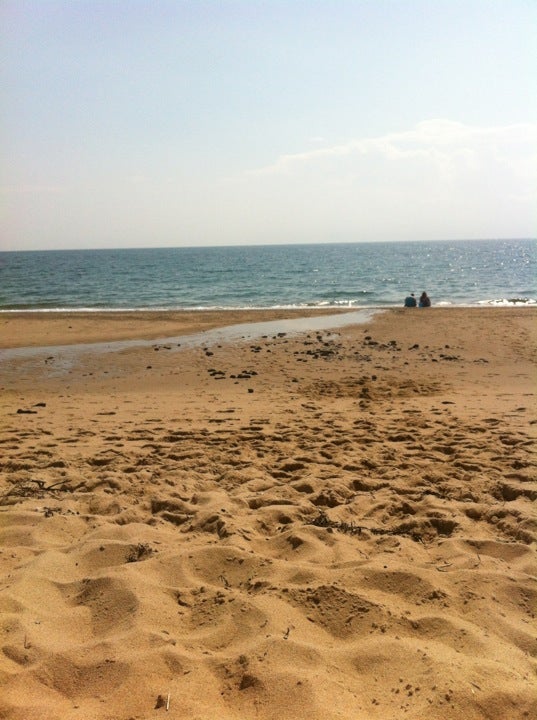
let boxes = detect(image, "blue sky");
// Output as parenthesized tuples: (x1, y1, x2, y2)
(2, 0, 536, 250)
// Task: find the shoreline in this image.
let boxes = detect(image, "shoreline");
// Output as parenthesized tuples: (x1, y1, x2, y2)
(1, 305, 534, 350)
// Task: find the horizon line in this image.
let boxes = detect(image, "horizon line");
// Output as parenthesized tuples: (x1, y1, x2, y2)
(1, 237, 535, 254)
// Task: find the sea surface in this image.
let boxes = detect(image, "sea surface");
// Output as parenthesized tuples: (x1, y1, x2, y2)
(0, 239, 535, 312)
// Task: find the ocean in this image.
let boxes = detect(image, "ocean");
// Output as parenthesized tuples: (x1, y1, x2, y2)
(0, 239, 535, 312)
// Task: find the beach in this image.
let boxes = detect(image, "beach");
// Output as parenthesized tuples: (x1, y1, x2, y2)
(0, 307, 535, 719)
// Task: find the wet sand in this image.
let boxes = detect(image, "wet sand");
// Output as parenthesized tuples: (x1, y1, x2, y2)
(0, 308, 536, 720)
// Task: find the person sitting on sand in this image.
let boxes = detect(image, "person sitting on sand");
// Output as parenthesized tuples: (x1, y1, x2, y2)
(404, 293, 417, 307)
(419, 291, 431, 307)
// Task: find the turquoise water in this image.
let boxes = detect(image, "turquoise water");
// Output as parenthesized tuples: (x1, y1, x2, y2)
(0, 239, 535, 311)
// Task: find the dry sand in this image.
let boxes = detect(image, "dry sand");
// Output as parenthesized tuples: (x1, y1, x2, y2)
(0, 308, 535, 720)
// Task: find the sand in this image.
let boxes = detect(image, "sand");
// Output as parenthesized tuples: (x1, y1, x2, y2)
(0, 307, 535, 720)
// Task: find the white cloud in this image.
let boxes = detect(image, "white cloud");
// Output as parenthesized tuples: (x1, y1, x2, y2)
(226, 120, 537, 243)
(251, 120, 537, 182)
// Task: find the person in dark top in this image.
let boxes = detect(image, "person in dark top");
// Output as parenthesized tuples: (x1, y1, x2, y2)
(419, 292, 431, 307)
(404, 293, 417, 307)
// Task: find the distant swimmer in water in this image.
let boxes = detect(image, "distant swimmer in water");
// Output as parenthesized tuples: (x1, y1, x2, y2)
(419, 292, 431, 307)
(404, 293, 417, 307)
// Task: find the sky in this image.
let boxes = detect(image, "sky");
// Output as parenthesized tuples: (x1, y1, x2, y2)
(1, 0, 536, 251)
